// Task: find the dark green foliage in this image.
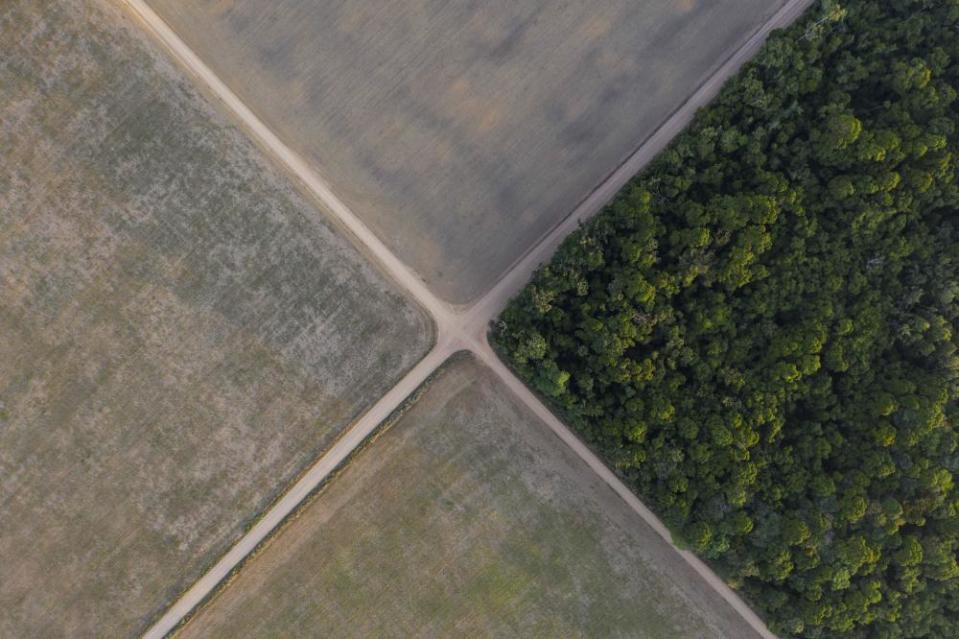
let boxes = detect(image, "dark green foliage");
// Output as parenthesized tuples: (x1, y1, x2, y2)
(493, 1, 959, 636)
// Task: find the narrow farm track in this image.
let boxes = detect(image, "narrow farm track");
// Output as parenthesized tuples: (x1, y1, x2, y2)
(118, 0, 814, 636)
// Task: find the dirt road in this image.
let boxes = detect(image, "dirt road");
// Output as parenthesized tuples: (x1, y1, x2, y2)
(119, 0, 814, 636)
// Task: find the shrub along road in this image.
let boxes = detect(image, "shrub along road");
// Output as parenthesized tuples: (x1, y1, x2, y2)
(118, 0, 814, 636)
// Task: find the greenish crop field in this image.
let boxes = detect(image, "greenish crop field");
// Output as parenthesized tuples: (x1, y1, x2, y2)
(0, 1, 431, 636)
(178, 355, 759, 638)
(145, 0, 788, 303)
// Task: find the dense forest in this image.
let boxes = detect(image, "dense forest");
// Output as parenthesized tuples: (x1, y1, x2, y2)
(493, 0, 959, 636)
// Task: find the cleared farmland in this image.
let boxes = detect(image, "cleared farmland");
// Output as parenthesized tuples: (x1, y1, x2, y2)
(179, 355, 760, 639)
(0, 0, 432, 636)
(145, 0, 789, 303)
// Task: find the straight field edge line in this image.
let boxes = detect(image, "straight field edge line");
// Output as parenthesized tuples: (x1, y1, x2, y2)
(133, 336, 439, 637)
(162, 352, 468, 637)
(140, 346, 450, 639)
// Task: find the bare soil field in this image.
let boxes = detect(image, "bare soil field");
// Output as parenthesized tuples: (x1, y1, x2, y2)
(145, 0, 788, 303)
(0, 1, 431, 636)
(178, 355, 760, 639)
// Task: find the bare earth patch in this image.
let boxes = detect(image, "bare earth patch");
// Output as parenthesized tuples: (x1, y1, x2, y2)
(179, 355, 760, 639)
(145, 0, 788, 303)
(0, 1, 431, 636)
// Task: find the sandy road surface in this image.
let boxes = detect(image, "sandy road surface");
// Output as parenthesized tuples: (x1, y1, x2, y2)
(118, 0, 814, 636)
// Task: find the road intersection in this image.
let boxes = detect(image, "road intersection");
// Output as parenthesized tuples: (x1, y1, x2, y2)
(120, 0, 813, 635)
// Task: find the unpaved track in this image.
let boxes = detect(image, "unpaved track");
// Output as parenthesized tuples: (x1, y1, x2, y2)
(120, 0, 814, 636)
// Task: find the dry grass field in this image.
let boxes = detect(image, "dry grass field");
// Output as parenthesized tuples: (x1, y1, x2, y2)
(178, 355, 760, 639)
(0, 1, 431, 636)
(145, 0, 788, 303)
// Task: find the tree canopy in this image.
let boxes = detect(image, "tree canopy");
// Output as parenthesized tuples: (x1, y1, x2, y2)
(494, 1, 959, 636)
